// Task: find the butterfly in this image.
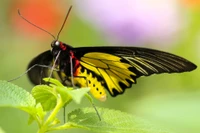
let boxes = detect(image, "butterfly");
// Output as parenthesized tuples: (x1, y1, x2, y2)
(24, 6, 197, 101)
(27, 41, 197, 101)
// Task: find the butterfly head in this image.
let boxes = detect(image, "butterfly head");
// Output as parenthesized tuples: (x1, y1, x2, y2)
(51, 40, 68, 51)
(51, 40, 73, 55)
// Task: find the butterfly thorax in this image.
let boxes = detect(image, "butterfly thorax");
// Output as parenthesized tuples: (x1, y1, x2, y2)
(51, 40, 80, 76)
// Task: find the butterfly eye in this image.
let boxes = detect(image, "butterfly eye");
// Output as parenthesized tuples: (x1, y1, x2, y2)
(55, 41, 60, 46)
(51, 40, 60, 47)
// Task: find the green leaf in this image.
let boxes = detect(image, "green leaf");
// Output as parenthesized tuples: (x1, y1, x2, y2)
(67, 107, 170, 133)
(43, 78, 64, 87)
(0, 80, 36, 114)
(42, 78, 90, 104)
(67, 87, 90, 104)
(42, 78, 73, 105)
(55, 86, 72, 104)
(32, 85, 57, 111)
(56, 86, 90, 104)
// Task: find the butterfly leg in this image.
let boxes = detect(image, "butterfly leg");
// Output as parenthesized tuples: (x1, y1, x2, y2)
(70, 75, 101, 121)
(62, 54, 77, 123)
(62, 55, 75, 123)
(70, 56, 75, 87)
(8, 64, 58, 82)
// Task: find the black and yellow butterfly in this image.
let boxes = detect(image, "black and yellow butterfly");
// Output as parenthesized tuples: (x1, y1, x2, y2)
(25, 7, 197, 101)
(27, 40, 197, 101)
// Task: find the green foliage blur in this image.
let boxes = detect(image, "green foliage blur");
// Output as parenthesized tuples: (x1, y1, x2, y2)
(0, 1, 199, 133)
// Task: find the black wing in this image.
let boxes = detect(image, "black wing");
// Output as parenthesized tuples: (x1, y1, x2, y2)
(27, 50, 72, 86)
(71, 47, 197, 96)
(27, 51, 53, 85)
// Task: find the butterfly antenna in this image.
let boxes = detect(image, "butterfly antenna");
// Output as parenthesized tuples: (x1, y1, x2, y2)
(17, 9, 56, 39)
(56, 5, 72, 40)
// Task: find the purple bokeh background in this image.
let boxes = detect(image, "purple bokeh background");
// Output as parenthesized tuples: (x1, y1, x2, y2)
(73, 0, 182, 47)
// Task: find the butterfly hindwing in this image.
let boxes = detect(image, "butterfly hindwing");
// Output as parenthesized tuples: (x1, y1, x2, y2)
(72, 65, 108, 101)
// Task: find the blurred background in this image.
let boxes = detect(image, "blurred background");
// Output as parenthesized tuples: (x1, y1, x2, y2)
(0, 0, 200, 133)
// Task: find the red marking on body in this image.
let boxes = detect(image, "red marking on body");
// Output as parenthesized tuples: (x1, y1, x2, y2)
(74, 66, 81, 77)
(70, 51, 80, 76)
(59, 42, 66, 51)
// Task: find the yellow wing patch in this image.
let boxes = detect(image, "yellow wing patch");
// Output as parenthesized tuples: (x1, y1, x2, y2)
(74, 66, 107, 101)
(80, 52, 137, 96)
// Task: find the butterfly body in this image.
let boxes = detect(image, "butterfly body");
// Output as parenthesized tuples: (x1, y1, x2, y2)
(28, 40, 197, 101)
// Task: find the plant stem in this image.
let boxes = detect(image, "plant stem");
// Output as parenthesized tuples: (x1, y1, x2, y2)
(37, 96, 64, 133)
(48, 122, 77, 131)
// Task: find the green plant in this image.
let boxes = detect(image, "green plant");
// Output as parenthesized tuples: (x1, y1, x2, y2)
(0, 79, 170, 133)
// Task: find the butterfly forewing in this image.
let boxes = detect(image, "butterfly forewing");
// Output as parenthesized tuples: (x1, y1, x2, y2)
(73, 47, 196, 74)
